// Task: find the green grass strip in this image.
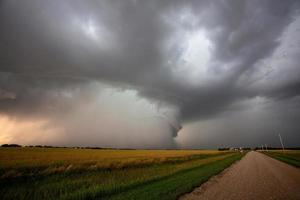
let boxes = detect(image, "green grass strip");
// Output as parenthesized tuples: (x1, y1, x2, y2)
(264, 153, 300, 168)
(103, 154, 243, 200)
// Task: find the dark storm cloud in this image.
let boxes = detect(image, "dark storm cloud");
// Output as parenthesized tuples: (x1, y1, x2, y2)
(0, 0, 300, 147)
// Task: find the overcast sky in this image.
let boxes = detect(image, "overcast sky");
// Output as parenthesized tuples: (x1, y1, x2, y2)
(0, 0, 300, 148)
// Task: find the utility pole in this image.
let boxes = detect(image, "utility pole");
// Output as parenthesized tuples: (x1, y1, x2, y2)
(278, 134, 285, 152)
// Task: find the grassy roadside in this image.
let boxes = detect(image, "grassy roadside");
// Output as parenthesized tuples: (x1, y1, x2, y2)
(104, 153, 244, 200)
(0, 148, 245, 200)
(263, 150, 300, 168)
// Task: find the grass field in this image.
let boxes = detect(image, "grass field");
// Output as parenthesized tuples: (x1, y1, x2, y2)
(263, 150, 300, 167)
(0, 147, 245, 200)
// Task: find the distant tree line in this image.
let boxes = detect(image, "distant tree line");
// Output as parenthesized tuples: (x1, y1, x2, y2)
(218, 147, 251, 151)
(0, 144, 116, 150)
(218, 147, 300, 151)
(218, 148, 230, 151)
(2, 144, 299, 150)
(1, 144, 22, 147)
(253, 147, 300, 150)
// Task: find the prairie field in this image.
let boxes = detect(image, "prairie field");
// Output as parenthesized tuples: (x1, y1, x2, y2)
(0, 147, 244, 200)
(263, 150, 300, 167)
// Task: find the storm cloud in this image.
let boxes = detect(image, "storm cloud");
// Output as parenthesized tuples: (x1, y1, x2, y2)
(0, 0, 300, 148)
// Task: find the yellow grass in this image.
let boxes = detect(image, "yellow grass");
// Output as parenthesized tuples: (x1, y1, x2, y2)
(0, 147, 242, 200)
(0, 147, 225, 177)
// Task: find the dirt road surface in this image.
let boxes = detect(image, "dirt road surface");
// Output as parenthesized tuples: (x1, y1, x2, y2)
(180, 151, 300, 200)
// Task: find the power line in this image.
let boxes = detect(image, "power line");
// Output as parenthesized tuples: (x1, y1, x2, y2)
(278, 134, 285, 152)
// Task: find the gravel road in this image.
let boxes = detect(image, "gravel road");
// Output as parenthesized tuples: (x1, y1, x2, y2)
(180, 151, 300, 200)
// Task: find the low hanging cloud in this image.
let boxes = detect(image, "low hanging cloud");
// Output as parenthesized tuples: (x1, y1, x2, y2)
(0, 0, 300, 148)
(0, 82, 180, 148)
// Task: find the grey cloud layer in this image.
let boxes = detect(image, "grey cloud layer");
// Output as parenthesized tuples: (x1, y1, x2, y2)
(0, 0, 300, 147)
